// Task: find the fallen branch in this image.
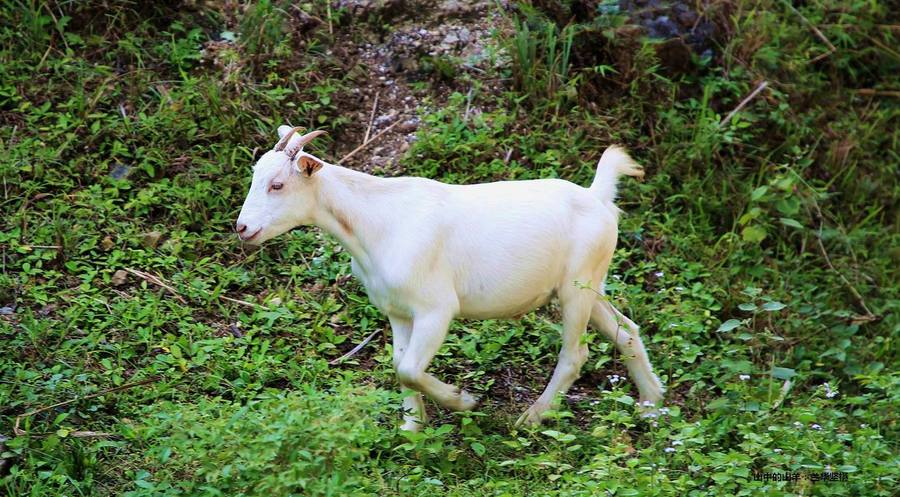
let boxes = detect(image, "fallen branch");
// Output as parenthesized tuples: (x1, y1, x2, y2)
(14, 377, 158, 437)
(124, 267, 187, 304)
(125, 267, 261, 309)
(781, 0, 837, 63)
(364, 92, 380, 144)
(855, 88, 900, 98)
(719, 80, 769, 127)
(329, 328, 382, 365)
(805, 201, 879, 323)
(219, 294, 262, 309)
(339, 118, 404, 164)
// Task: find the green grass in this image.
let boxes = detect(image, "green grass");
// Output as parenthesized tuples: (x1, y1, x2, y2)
(1, 1, 898, 496)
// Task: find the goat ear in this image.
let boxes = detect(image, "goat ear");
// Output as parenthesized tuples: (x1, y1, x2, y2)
(298, 156, 323, 176)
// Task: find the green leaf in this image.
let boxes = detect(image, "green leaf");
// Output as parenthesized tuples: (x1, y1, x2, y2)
(779, 217, 804, 229)
(717, 319, 742, 332)
(751, 186, 768, 201)
(615, 395, 635, 406)
(738, 302, 758, 311)
(541, 430, 562, 439)
(470, 442, 486, 456)
(742, 225, 767, 243)
(762, 301, 786, 311)
(771, 367, 797, 380)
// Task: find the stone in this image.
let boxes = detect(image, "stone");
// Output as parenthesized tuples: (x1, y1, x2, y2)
(111, 270, 128, 286)
(141, 231, 162, 249)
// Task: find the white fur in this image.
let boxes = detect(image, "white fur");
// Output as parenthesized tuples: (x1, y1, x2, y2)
(237, 126, 665, 431)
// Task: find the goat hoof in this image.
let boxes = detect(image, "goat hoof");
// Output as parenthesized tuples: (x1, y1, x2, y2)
(400, 419, 423, 432)
(515, 406, 544, 427)
(457, 390, 479, 411)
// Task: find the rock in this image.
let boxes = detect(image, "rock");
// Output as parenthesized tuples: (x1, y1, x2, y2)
(111, 270, 128, 286)
(646, 16, 679, 39)
(672, 3, 697, 27)
(440, 0, 467, 17)
(228, 323, 243, 338)
(100, 235, 115, 251)
(396, 119, 419, 133)
(442, 30, 460, 48)
(334, 0, 406, 19)
(457, 27, 471, 44)
(38, 304, 57, 316)
(109, 163, 131, 180)
(374, 110, 398, 127)
(141, 231, 162, 249)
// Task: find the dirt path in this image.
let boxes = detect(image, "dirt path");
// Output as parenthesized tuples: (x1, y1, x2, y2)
(330, 0, 511, 173)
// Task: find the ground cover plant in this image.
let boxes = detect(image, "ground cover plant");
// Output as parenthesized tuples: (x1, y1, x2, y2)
(1, 0, 897, 495)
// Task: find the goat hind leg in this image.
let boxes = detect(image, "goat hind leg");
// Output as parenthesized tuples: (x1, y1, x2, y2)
(590, 299, 664, 406)
(517, 288, 592, 426)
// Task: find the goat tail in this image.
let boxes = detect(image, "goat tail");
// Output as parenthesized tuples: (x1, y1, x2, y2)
(589, 145, 644, 203)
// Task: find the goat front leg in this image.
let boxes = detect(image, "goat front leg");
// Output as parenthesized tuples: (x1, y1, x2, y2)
(395, 311, 479, 415)
(389, 315, 426, 431)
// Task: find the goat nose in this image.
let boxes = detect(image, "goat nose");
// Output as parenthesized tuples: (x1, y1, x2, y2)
(236, 223, 247, 234)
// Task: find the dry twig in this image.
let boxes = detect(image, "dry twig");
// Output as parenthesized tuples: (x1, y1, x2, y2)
(781, 0, 837, 63)
(719, 81, 769, 127)
(855, 89, 900, 98)
(124, 267, 260, 309)
(124, 267, 187, 303)
(329, 328, 383, 365)
(14, 377, 158, 437)
(364, 92, 380, 144)
(339, 119, 404, 163)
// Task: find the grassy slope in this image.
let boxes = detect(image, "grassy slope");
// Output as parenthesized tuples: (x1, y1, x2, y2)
(1, 1, 897, 496)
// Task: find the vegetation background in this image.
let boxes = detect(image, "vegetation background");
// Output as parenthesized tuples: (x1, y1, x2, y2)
(1, 0, 897, 495)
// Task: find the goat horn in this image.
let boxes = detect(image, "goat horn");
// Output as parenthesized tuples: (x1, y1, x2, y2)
(284, 130, 328, 158)
(274, 126, 306, 152)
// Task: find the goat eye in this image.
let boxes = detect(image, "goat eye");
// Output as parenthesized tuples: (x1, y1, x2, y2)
(270, 182, 283, 191)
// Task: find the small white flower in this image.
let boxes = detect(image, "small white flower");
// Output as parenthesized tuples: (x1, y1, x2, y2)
(675, 286, 685, 292)
(655, 271, 664, 278)
(811, 423, 822, 430)
(774, 448, 782, 453)
(860, 423, 868, 428)
(659, 407, 670, 415)
(793, 421, 803, 429)
(609, 374, 621, 384)
(739, 374, 751, 381)
(823, 382, 838, 398)
(642, 400, 655, 408)
(671, 440, 683, 446)
(664, 447, 676, 453)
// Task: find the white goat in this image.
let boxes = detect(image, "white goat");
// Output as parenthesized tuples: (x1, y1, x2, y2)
(236, 126, 665, 431)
